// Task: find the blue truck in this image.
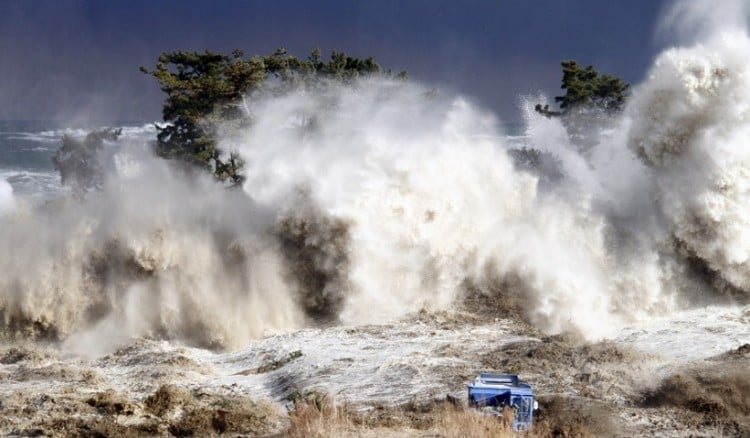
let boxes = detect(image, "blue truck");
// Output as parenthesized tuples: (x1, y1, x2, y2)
(467, 373, 538, 431)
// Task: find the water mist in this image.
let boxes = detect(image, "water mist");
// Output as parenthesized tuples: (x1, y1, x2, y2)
(5, 0, 750, 350)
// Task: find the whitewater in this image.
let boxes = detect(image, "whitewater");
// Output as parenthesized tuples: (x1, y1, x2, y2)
(1, 1, 750, 435)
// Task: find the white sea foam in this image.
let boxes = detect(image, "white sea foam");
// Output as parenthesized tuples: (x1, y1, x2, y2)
(3, 1, 750, 352)
(224, 80, 676, 338)
(627, 6, 750, 295)
(1, 65, 745, 351)
(2, 123, 156, 145)
(0, 178, 13, 214)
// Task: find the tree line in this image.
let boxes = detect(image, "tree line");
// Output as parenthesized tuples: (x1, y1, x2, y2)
(52, 51, 627, 195)
(140, 48, 405, 184)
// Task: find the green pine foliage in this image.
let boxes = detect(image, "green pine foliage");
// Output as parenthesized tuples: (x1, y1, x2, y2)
(535, 60, 629, 116)
(141, 48, 405, 184)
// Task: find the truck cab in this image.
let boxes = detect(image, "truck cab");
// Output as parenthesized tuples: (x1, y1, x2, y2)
(467, 373, 537, 431)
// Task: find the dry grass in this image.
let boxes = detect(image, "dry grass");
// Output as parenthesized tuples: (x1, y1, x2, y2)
(432, 404, 518, 437)
(286, 395, 566, 438)
(287, 394, 356, 438)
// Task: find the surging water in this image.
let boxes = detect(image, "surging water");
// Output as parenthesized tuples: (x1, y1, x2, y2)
(2, 1, 750, 352)
(225, 80, 675, 338)
(0, 79, 676, 349)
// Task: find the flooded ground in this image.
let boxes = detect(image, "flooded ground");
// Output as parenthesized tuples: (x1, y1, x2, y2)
(1, 304, 748, 437)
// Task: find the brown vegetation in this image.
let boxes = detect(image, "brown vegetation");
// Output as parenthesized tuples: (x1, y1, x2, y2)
(285, 394, 602, 438)
(286, 396, 525, 438)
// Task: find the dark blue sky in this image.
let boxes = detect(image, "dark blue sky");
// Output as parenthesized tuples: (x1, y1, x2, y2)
(1, 0, 670, 124)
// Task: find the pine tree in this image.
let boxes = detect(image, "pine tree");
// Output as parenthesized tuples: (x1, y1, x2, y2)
(535, 60, 629, 116)
(141, 48, 404, 184)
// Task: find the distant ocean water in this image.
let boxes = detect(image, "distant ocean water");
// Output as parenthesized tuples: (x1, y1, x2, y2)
(0, 119, 529, 199)
(0, 121, 156, 197)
